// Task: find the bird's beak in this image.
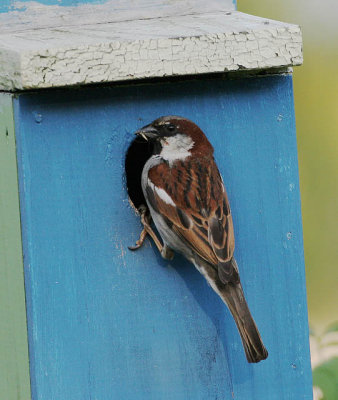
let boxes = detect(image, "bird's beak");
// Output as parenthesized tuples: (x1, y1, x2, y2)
(134, 124, 158, 141)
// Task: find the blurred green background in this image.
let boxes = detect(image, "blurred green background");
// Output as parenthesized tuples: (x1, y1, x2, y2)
(239, 0, 338, 334)
(239, 2, 338, 396)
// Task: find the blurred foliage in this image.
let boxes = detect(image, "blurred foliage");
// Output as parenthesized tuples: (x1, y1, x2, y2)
(239, 0, 338, 331)
(313, 358, 338, 399)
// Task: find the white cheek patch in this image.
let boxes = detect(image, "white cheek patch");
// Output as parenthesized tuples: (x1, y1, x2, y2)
(160, 134, 194, 164)
(148, 179, 176, 206)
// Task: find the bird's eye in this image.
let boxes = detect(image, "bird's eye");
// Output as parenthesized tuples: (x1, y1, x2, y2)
(166, 124, 176, 132)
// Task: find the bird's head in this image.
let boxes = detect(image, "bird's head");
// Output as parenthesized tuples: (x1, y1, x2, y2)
(135, 116, 213, 160)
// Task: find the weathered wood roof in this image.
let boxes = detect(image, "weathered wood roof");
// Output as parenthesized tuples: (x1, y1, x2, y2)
(0, 1, 302, 90)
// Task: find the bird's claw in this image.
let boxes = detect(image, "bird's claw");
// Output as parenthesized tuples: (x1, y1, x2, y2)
(128, 205, 149, 251)
(128, 204, 164, 254)
(128, 229, 147, 251)
(128, 242, 143, 251)
(161, 245, 175, 260)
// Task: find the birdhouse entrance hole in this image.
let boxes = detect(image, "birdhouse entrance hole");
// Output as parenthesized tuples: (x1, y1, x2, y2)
(125, 137, 154, 211)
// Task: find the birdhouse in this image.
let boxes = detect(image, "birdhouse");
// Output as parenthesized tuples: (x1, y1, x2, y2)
(0, 1, 312, 399)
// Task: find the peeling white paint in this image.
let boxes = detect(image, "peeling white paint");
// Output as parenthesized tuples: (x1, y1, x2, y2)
(0, 2, 303, 90)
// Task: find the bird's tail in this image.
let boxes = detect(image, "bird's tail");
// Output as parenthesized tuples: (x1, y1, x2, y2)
(193, 256, 268, 362)
(220, 280, 268, 363)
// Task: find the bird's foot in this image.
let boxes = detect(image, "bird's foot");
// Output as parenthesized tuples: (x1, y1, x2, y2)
(128, 205, 164, 254)
(161, 244, 175, 260)
(128, 205, 150, 251)
(128, 226, 148, 250)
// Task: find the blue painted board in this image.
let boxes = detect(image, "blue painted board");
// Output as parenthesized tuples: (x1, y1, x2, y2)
(14, 75, 312, 399)
(0, 0, 107, 13)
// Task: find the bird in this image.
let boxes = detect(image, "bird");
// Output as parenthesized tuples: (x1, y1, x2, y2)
(129, 115, 268, 363)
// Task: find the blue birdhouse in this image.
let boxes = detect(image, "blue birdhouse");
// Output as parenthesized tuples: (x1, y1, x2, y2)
(0, 1, 312, 399)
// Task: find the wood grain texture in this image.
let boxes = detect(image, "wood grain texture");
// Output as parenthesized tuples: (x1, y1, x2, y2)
(0, 93, 31, 400)
(14, 75, 312, 399)
(0, 1, 302, 90)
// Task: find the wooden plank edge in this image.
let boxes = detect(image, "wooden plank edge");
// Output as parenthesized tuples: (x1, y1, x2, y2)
(0, 93, 32, 400)
(0, 8, 302, 90)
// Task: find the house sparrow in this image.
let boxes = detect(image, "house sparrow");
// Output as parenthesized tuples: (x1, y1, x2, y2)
(129, 116, 268, 363)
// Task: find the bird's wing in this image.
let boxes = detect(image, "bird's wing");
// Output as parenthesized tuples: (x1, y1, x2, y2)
(146, 157, 236, 282)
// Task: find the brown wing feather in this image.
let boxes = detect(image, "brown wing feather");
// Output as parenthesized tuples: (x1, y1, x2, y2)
(147, 157, 235, 272)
